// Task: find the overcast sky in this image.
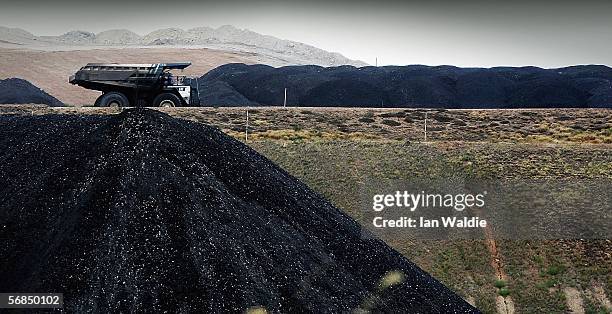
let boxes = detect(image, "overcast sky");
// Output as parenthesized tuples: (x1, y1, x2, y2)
(0, 0, 610, 67)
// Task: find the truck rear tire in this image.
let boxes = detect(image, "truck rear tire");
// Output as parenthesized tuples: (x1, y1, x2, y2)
(153, 93, 181, 107)
(96, 92, 129, 107)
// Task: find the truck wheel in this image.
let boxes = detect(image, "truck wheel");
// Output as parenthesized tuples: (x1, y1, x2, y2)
(153, 93, 181, 107)
(97, 92, 129, 107)
(94, 94, 104, 107)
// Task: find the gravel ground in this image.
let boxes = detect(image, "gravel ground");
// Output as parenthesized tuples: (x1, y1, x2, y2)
(0, 109, 477, 312)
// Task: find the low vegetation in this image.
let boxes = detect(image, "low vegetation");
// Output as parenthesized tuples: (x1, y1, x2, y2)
(1, 105, 610, 313)
(246, 140, 611, 313)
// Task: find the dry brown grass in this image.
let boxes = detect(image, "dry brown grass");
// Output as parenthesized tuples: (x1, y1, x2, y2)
(3, 105, 609, 145)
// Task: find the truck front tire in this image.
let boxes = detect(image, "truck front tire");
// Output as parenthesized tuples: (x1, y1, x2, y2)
(153, 93, 181, 107)
(95, 92, 129, 107)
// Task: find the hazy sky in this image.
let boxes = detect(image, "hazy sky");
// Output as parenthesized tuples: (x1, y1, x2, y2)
(0, 0, 610, 67)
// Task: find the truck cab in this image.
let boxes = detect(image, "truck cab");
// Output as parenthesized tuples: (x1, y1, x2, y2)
(161, 74, 193, 106)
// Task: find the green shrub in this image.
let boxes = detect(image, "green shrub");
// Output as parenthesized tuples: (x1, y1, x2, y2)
(544, 278, 557, 288)
(358, 117, 375, 123)
(381, 119, 401, 126)
(494, 279, 507, 289)
(379, 112, 405, 118)
(546, 265, 564, 276)
(432, 114, 454, 122)
(532, 255, 544, 265)
(499, 287, 511, 297)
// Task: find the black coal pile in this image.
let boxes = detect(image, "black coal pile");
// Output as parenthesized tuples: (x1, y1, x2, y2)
(198, 63, 612, 108)
(0, 78, 64, 106)
(0, 109, 477, 313)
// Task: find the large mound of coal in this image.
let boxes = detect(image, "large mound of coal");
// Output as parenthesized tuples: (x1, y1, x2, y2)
(0, 109, 477, 313)
(198, 63, 612, 108)
(0, 78, 64, 106)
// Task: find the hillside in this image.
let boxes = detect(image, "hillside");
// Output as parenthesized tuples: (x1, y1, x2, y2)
(0, 24, 366, 105)
(0, 25, 366, 67)
(0, 47, 257, 105)
(0, 108, 476, 312)
(1, 106, 610, 312)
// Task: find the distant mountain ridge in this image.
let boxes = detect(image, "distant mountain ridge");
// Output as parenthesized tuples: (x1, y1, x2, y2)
(0, 25, 366, 67)
(196, 63, 612, 108)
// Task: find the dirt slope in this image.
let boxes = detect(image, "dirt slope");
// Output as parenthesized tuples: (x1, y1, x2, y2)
(0, 47, 257, 105)
(0, 109, 477, 312)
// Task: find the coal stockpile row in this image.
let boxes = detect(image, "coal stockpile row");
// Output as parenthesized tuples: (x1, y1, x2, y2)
(0, 109, 477, 313)
(198, 63, 612, 108)
(0, 78, 64, 106)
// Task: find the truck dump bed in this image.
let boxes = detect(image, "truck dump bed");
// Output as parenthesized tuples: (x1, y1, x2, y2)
(69, 63, 191, 92)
